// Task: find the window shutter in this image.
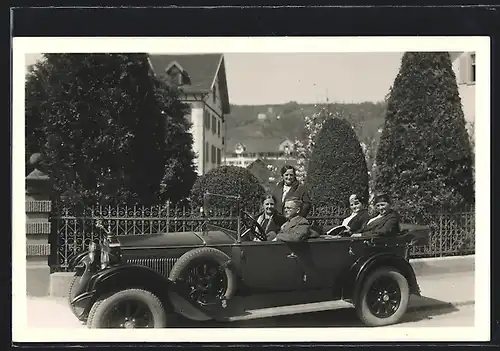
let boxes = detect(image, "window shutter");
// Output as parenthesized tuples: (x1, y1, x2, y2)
(458, 53, 471, 84)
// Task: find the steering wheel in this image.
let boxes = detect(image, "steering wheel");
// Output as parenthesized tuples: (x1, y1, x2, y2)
(240, 211, 267, 241)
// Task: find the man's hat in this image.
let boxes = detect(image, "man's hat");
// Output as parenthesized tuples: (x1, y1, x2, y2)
(373, 192, 391, 204)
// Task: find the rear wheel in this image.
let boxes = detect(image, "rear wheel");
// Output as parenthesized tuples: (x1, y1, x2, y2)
(87, 289, 167, 329)
(355, 267, 410, 327)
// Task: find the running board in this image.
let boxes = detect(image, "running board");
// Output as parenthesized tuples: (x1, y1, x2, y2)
(225, 300, 353, 322)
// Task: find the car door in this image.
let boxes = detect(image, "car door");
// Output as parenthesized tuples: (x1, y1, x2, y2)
(239, 240, 305, 293)
(291, 237, 365, 290)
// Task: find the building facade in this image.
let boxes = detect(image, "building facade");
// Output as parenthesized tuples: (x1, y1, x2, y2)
(450, 51, 476, 125)
(149, 54, 230, 175)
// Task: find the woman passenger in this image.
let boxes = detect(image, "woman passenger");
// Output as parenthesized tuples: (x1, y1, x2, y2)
(255, 194, 286, 241)
(341, 193, 371, 234)
(271, 165, 311, 218)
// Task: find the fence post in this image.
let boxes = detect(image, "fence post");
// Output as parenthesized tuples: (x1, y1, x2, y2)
(25, 153, 52, 297)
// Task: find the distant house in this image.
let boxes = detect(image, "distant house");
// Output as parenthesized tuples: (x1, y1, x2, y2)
(225, 137, 296, 168)
(148, 54, 230, 175)
(450, 52, 475, 125)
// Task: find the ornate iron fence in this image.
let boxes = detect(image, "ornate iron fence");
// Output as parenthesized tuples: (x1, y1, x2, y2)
(51, 203, 475, 271)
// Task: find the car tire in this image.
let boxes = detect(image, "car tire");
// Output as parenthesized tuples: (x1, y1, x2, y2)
(87, 289, 167, 329)
(68, 274, 84, 318)
(355, 267, 410, 327)
(168, 247, 237, 321)
(169, 247, 237, 300)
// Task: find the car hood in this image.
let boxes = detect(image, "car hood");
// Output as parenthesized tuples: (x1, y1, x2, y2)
(115, 230, 236, 249)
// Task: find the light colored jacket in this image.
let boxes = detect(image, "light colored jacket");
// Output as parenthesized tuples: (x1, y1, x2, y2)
(276, 215, 311, 242)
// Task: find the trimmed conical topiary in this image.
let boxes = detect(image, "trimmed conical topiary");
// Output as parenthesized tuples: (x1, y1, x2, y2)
(373, 52, 474, 217)
(306, 117, 369, 207)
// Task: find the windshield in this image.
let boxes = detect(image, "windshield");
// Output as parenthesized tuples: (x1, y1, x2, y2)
(201, 192, 244, 238)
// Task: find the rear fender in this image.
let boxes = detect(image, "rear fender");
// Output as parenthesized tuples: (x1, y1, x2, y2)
(342, 252, 420, 301)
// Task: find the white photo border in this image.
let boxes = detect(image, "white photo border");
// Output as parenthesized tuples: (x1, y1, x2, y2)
(12, 36, 490, 343)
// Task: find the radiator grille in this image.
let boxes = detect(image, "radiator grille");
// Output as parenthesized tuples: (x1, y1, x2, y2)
(126, 257, 178, 277)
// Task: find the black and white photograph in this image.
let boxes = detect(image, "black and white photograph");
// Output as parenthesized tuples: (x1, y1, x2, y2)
(12, 36, 490, 343)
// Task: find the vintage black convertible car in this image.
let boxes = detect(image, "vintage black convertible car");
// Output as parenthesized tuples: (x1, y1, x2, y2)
(68, 193, 430, 329)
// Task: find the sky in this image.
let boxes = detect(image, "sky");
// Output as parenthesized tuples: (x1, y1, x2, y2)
(25, 52, 404, 105)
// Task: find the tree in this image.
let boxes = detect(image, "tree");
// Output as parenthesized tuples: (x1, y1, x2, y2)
(190, 166, 265, 211)
(246, 159, 271, 190)
(155, 83, 197, 204)
(25, 53, 196, 209)
(294, 105, 328, 183)
(306, 118, 369, 207)
(373, 52, 474, 218)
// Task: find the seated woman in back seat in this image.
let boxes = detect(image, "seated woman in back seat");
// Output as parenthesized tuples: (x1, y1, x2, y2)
(323, 193, 370, 237)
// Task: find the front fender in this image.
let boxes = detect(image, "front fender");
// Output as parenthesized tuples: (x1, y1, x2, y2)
(88, 264, 172, 297)
(342, 252, 420, 301)
(68, 251, 90, 271)
(87, 264, 219, 322)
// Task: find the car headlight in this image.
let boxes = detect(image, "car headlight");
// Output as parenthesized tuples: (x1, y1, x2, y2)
(100, 248, 110, 269)
(88, 242, 98, 262)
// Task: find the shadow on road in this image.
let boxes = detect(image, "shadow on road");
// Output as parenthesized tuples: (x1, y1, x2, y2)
(174, 296, 462, 328)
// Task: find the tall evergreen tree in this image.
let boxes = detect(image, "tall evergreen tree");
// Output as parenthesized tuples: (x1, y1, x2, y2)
(373, 52, 474, 217)
(306, 118, 369, 207)
(25, 53, 196, 208)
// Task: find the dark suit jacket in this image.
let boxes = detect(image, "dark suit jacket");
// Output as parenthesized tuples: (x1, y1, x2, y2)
(271, 181, 311, 218)
(359, 209, 401, 237)
(276, 215, 311, 242)
(256, 212, 287, 240)
(346, 209, 371, 233)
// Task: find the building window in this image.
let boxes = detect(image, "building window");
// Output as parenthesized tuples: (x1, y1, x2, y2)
(211, 145, 216, 164)
(213, 84, 217, 103)
(204, 109, 210, 130)
(205, 142, 209, 162)
(216, 148, 221, 165)
(211, 115, 217, 134)
(217, 120, 221, 137)
(470, 53, 476, 83)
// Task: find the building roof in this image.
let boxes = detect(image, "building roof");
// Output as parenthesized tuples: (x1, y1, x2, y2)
(148, 54, 230, 114)
(226, 137, 294, 154)
(449, 52, 464, 62)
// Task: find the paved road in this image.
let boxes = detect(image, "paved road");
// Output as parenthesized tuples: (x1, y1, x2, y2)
(26, 296, 474, 329)
(26, 271, 474, 329)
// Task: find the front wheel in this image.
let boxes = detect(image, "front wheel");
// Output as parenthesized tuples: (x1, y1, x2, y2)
(87, 289, 167, 328)
(355, 267, 410, 327)
(68, 274, 83, 318)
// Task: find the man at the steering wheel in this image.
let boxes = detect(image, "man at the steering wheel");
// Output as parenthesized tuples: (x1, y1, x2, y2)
(272, 198, 312, 242)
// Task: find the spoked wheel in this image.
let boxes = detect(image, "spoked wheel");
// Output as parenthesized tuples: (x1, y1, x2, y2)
(356, 267, 410, 327)
(87, 289, 167, 329)
(181, 259, 228, 306)
(366, 276, 402, 318)
(168, 247, 237, 321)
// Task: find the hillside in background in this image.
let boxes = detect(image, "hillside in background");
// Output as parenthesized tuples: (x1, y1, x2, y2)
(225, 101, 387, 145)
